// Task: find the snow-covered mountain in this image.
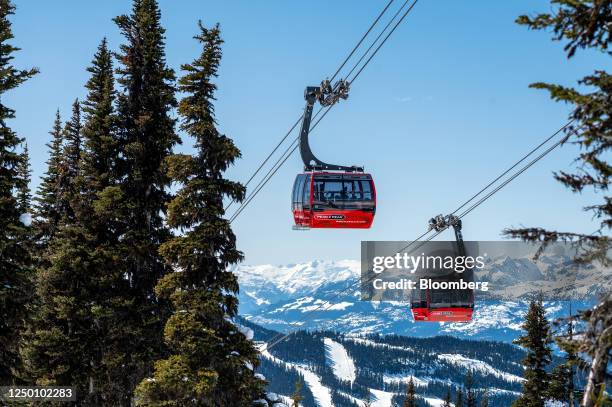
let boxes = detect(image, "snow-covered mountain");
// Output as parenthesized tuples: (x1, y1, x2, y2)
(235, 257, 608, 342)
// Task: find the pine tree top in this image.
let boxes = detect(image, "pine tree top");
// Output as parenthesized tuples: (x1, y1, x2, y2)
(81, 38, 116, 193)
(16, 142, 31, 213)
(0, 0, 39, 120)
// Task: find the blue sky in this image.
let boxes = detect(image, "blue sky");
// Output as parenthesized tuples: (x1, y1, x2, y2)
(6, 0, 610, 264)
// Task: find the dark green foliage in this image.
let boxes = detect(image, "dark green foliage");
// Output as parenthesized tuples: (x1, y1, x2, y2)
(63, 99, 82, 183)
(106, 0, 179, 401)
(455, 388, 464, 407)
(516, 0, 611, 58)
(20, 94, 89, 395)
(465, 370, 477, 407)
(402, 377, 417, 407)
(33, 102, 82, 246)
(255, 360, 316, 407)
(0, 0, 37, 385)
(442, 389, 452, 407)
(34, 110, 65, 242)
(512, 298, 552, 407)
(20, 222, 97, 390)
(16, 143, 31, 213)
(19, 36, 119, 406)
(547, 362, 573, 402)
(81, 38, 116, 195)
(546, 311, 578, 405)
(68, 36, 121, 405)
(134, 21, 262, 406)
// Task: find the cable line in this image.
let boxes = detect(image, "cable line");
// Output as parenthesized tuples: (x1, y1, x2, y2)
(329, 0, 396, 82)
(226, 0, 398, 213)
(229, 0, 420, 222)
(349, 0, 419, 84)
(230, 106, 333, 223)
(261, 122, 575, 352)
(450, 119, 575, 216)
(456, 129, 573, 220)
(225, 115, 303, 212)
(345, 0, 418, 82)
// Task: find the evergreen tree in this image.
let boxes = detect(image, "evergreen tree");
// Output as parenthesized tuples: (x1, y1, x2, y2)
(507, 5, 611, 402)
(21, 212, 96, 392)
(34, 110, 65, 241)
(63, 99, 82, 182)
(403, 377, 417, 407)
(20, 38, 119, 406)
(442, 389, 452, 407)
(110, 0, 179, 400)
(547, 308, 577, 406)
(20, 97, 90, 394)
(547, 363, 573, 403)
(480, 391, 489, 407)
(465, 370, 477, 407)
(512, 298, 553, 407)
(455, 388, 464, 407)
(61, 98, 83, 213)
(0, 0, 38, 384)
(58, 98, 82, 221)
(81, 37, 116, 196)
(291, 379, 304, 407)
(16, 143, 31, 214)
(75, 38, 123, 403)
(134, 21, 263, 405)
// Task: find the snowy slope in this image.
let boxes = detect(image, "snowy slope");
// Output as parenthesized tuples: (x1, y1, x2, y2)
(323, 338, 356, 384)
(260, 343, 334, 407)
(369, 388, 393, 407)
(437, 354, 524, 383)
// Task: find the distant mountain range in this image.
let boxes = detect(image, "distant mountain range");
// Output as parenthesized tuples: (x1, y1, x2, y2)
(235, 257, 607, 342)
(236, 257, 604, 406)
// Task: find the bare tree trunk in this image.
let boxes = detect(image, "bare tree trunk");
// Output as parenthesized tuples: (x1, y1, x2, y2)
(581, 344, 609, 407)
(580, 312, 611, 407)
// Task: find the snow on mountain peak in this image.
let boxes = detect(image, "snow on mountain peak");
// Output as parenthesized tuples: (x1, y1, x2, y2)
(234, 259, 360, 295)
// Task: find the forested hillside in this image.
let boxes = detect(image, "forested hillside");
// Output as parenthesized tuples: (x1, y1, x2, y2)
(239, 318, 559, 407)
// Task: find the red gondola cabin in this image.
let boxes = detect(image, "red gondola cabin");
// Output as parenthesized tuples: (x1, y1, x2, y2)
(410, 285, 474, 322)
(292, 172, 376, 229)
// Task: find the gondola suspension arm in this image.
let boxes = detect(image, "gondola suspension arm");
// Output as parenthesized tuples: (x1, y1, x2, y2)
(299, 79, 363, 172)
(428, 214, 466, 257)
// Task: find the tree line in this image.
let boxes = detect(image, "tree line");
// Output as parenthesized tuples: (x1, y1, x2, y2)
(0, 0, 264, 405)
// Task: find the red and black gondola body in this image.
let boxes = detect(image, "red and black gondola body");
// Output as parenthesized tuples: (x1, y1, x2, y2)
(410, 288, 474, 322)
(292, 172, 376, 229)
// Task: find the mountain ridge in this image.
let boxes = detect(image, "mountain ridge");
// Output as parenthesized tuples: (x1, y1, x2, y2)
(235, 257, 604, 342)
